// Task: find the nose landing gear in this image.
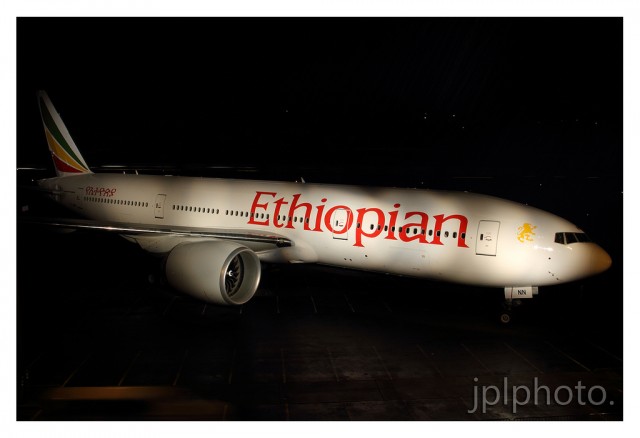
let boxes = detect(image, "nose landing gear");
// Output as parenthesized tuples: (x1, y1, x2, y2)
(500, 307, 512, 324)
(500, 299, 523, 324)
(501, 286, 538, 324)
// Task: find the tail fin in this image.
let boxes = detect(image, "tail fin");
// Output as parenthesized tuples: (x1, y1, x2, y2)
(38, 91, 92, 177)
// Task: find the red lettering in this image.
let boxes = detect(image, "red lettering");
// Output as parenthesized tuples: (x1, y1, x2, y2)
(273, 198, 289, 228)
(354, 207, 384, 247)
(399, 211, 429, 243)
(85, 186, 116, 197)
(324, 205, 353, 234)
(248, 191, 275, 226)
(312, 198, 327, 232)
(286, 194, 313, 230)
(246, 191, 469, 250)
(385, 203, 401, 240)
(431, 214, 469, 247)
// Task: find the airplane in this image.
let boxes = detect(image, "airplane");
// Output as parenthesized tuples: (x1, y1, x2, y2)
(23, 91, 612, 323)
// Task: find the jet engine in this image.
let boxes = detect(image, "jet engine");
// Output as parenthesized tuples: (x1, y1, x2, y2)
(165, 240, 261, 305)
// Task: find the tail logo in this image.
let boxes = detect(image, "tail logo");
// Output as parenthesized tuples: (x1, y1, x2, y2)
(38, 93, 91, 175)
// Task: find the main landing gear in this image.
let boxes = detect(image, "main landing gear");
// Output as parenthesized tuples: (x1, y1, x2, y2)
(500, 286, 538, 324)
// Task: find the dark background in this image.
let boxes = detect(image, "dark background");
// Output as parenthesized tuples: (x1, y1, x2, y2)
(15, 17, 624, 422)
(17, 18, 621, 176)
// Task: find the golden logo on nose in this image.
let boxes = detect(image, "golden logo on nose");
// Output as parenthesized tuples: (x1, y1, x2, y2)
(517, 223, 537, 243)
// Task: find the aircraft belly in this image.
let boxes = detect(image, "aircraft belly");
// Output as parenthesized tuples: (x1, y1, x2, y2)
(383, 246, 429, 275)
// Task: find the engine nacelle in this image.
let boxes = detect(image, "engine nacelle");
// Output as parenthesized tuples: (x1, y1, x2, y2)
(165, 240, 261, 305)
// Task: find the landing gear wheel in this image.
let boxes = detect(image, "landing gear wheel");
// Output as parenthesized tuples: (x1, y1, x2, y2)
(500, 312, 511, 324)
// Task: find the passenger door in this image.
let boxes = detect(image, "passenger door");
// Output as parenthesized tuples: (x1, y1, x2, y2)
(154, 194, 167, 219)
(476, 220, 500, 256)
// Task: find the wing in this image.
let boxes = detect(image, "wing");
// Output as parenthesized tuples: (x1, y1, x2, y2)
(19, 216, 293, 248)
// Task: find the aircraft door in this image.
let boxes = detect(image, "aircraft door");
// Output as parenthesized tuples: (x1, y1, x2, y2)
(330, 208, 351, 240)
(155, 194, 167, 219)
(476, 220, 500, 256)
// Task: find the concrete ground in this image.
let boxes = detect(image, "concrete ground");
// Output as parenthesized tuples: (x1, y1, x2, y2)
(16, 226, 622, 421)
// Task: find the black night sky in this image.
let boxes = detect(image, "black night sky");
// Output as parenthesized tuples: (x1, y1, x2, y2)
(17, 18, 622, 182)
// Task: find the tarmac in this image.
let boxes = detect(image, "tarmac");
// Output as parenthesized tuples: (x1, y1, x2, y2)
(16, 225, 623, 421)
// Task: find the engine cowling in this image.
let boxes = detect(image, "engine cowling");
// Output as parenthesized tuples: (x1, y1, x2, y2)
(165, 240, 261, 305)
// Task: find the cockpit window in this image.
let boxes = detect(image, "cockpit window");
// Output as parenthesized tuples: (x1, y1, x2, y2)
(555, 232, 592, 245)
(576, 233, 591, 243)
(565, 233, 578, 244)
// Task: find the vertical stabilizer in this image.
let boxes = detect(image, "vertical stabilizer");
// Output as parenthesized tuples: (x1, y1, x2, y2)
(38, 91, 92, 177)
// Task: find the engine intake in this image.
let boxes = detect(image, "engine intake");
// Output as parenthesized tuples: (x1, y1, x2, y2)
(165, 240, 261, 305)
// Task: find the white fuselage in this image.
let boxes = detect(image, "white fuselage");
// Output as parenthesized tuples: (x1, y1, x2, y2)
(39, 173, 611, 288)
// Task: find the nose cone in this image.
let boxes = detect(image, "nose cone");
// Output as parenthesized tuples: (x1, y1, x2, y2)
(589, 244, 612, 275)
(556, 243, 612, 283)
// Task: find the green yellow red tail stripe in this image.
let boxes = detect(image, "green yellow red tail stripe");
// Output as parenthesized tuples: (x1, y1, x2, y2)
(38, 91, 92, 177)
